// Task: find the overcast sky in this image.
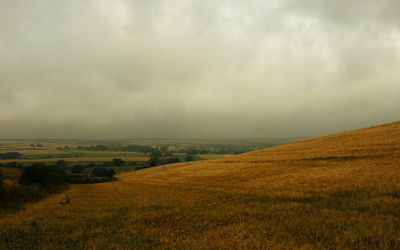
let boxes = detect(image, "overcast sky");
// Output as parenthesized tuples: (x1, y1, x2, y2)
(0, 0, 399, 139)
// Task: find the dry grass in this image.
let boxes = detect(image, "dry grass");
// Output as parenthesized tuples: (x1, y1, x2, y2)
(197, 154, 233, 160)
(0, 121, 399, 249)
(0, 167, 21, 187)
(127, 121, 400, 193)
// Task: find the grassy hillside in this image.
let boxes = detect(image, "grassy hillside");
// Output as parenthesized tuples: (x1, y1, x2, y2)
(127, 121, 400, 192)
(0, 122, 399, 249)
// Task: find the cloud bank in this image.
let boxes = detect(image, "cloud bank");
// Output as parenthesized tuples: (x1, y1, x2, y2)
(1, 0, 399, 138)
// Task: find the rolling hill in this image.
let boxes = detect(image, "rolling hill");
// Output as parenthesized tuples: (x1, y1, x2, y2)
(122, 121, 400, 192)
(0, 121, 399, 249)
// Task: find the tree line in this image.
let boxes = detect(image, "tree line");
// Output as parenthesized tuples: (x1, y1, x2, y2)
(0, 152, 23, 160)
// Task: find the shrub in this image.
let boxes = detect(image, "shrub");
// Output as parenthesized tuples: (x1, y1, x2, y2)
(55, 160, 68, 169)
(163, 158, 180, 164)
(112, 158, 125, 166)
(185, 156, 194, 162)
(71, 165, 84, 174)
(87, 163, 96, 168)
(149, 151, 162, 159)
(6, 162, 18, 168)
(20, 164, 68, 186)
(0, 169, 4, 196)
(92, 168, 116, 177)
(148, 158, 159, 167)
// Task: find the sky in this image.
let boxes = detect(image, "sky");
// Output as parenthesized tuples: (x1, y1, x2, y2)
(1, 0, 399, 139)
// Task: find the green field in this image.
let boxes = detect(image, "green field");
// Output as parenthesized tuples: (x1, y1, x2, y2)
(0, 140, 235, 165)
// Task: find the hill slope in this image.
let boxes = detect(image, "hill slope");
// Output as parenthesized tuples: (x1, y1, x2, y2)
(1, 122, 399, 249)
(122, 121, 400, 192)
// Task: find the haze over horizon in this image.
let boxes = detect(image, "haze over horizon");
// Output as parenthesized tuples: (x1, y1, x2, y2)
(1, 0, 399, 139)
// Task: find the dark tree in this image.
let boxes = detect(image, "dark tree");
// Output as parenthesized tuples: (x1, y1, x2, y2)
(112, 158, 125, 166)
(20, 164, 68, 186)
(148, 157, 159, 167)
(87, 163, 96, 168)
(163, 151, 173, 157)
(71, 165, 84, 174)
(55, 160, 68, 169)
(0, 169, 4, 191)
(92, 168, 116, 177)
(0, 152, 23, 160)
(0, 169, 4, 199)
(149, 150, 162, 158)
(162, 158, 180, 164)
(185, 156, 194, 162)
(6, 162, 18, 168)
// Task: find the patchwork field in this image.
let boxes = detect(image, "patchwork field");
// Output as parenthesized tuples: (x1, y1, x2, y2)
(0, 142, 83, 150)
(0, 122, 399, 249)
(0, 140, 232, 164)
(67, 150, 146, 157)
(0, 156, 149, 164)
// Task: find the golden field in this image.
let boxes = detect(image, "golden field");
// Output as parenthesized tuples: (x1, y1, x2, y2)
(0, 122, 399, 249)
(196, 154, 233, 160)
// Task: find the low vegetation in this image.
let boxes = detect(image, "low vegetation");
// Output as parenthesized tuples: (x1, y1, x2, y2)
(92, 168, 116, 177)
(0, 165, 68, 211)
(0, 170, 4, 196)
(70, 165, 84, 174)
(20, 164, 68, 186)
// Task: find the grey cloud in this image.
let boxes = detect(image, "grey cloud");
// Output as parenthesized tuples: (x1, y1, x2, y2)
(0, 0, 399, 138)
(283, 0, 400, 28)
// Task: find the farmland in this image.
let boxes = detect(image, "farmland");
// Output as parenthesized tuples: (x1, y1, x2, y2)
(0, 122, 399, 249)
(0, 156, 149, 164)
(0, 137, 288, 166)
